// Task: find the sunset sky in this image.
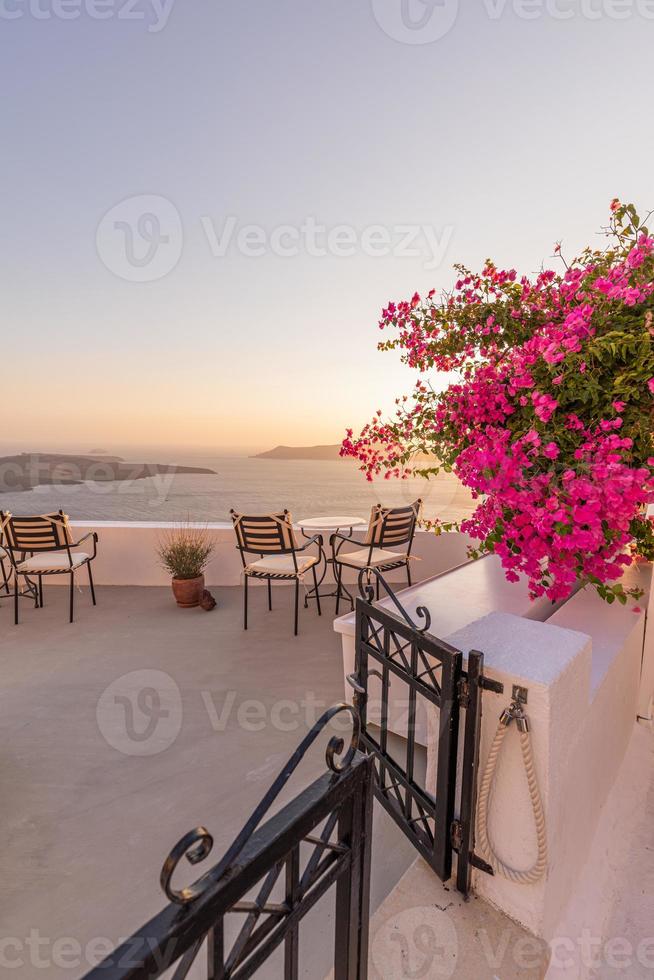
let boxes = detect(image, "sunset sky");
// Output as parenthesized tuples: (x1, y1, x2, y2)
(2, 1, 653, 455)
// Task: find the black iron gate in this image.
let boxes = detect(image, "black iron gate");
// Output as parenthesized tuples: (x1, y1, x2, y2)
(83, 705, 373, 980)
(349, 574, 503, 896)
(81, 582, 502, 979)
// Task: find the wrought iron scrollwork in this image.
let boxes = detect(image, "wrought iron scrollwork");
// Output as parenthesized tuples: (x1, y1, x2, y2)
(160, 703, 360, 906)
(357, 567, 432, 633)
(160, 827, 214, 904)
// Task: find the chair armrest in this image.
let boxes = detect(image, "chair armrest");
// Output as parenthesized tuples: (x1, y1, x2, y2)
(70, 531, 98, 558)
(330, 529, 366, 560)
(295, 533, 323, 552)
(329, 530, 354, 548)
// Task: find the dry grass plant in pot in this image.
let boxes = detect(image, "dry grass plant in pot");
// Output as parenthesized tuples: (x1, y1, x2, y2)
(158, 523, 214, 607)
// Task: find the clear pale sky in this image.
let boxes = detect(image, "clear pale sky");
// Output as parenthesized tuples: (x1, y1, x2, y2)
(2, 0, 652, 454)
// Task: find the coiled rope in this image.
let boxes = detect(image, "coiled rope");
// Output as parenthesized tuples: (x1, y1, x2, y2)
(476, 700, 548, 884)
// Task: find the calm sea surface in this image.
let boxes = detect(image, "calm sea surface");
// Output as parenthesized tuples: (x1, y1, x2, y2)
(0, 456, 476, 524)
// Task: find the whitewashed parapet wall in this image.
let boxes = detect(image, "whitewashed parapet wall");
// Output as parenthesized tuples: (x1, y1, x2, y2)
(65, 522, 473, 588)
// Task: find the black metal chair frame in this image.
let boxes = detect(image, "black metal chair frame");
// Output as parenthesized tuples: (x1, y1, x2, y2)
(0, 547, 10, 597)
(1, 510, 98, 625)
(330, 500, 422, 615)
(230, 509, 323, 636)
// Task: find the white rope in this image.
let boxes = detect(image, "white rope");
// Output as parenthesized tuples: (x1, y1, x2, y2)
(476, 707, 548, 885)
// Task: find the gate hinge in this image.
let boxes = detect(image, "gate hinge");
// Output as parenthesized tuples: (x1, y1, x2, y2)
(450, 823, 495, 876)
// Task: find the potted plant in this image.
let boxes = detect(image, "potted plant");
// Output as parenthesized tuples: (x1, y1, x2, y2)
(157, 523, 214, 608)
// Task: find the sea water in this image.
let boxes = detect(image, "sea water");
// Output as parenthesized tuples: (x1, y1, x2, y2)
(0, 456, 476, 524)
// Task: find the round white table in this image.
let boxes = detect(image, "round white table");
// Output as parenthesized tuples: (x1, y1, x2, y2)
(297, 515, 367, 534)
(297, 515, 367, 609)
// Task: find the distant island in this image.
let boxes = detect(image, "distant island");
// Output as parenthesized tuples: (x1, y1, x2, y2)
(254, 444, 441, 465)
(0, 453, 216, 493)
(253, 444, 346, 461)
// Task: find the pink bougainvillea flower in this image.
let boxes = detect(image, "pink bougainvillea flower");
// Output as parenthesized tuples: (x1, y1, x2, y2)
(343, 201, 654, 605)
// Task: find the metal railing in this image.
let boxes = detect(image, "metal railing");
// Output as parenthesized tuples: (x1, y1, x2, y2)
(82, 705, 373, 980)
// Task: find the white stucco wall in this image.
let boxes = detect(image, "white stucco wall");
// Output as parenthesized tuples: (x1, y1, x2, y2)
(334, 556, 653, 940)
(639, 557, 654, 723)
(59, 521, 474, 589)
(441, 565, 650, 940)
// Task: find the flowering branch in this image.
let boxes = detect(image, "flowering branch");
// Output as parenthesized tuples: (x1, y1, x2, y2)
(343, 201, 654, 604)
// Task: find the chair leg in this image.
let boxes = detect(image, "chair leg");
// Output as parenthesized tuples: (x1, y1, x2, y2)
(294, 578, 299, 636)
(69, 571, 75, 624)
(87, 562, 97, 606)
(14, 572, 18, 625)
(335, 563, 343, 616)
(406, 561, 412, 587)
(243, 575, 248, 630)
(311, 564, 321, 617)
(267, 577, 272, 611)
(38, 574, 43, 608)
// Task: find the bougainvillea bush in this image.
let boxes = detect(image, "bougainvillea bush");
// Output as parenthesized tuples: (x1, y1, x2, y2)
(342, 202, 654, 604)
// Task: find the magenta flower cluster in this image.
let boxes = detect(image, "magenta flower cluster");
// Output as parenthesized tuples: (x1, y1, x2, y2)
(343, 202, 654, 604)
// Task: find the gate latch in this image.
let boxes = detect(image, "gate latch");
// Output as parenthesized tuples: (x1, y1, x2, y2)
(458, 676, 504, 708)
(346, 673, 365, 696)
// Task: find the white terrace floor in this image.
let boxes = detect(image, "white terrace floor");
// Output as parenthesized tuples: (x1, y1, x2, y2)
(1, 584, 423, 979)
(4, 583, 653, 979)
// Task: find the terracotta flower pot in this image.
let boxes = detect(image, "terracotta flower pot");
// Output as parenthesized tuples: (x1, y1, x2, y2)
(171, 575, 204, 608)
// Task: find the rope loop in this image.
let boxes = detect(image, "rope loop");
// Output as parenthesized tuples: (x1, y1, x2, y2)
(476, 702, 548, 885)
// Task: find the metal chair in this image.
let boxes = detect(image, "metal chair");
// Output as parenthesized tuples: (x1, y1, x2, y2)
(331, 499, 422, 614)
(1, 510, 98, 624)
(230, 510, 322, 636)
